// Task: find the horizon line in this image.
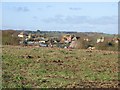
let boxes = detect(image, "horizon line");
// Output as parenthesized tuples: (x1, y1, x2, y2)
(1, 29, 118, 35)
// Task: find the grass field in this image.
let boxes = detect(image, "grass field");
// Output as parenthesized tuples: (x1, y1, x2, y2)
(2, 45, 119, 88)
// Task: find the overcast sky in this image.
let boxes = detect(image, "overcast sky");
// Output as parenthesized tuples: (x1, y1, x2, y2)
(2, 2, 118, 34)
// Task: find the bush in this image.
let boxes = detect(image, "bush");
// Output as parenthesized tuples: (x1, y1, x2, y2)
(2, 30, 20, 45)
(95, 41, 118, 51)
(76, 39, 95, 49)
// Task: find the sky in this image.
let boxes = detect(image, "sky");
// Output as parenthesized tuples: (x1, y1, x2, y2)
(1, 2, 118, 34)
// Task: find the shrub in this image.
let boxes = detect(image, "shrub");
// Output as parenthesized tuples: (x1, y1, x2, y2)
(2, 30, 20, 45)
(95, 41, 118, 51)
(76, 39, 95, 49)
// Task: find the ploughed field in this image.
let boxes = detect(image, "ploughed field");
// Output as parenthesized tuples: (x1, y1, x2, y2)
(2, 45, 119, 88)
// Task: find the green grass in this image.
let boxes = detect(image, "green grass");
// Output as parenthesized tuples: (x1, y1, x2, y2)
(2, 45, 119, 88)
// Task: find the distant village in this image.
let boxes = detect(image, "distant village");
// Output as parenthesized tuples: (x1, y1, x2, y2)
(18, 31, 120, 50)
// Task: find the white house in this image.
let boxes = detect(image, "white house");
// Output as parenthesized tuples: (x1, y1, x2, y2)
(39, 41, 46, 43)
(97, 37, 105, 43)
(18, 32, 28, 38)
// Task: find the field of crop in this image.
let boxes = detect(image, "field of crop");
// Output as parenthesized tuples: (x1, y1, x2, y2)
(2, 45, 119, 88)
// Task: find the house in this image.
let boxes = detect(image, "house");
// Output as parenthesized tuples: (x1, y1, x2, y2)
(72, 37, 77, 41)
(97, 37, 105, 43)
(72, 36, 80, 41)
(18, 32, 28, 38)
(61, 34, 72, 43)
(39, 41, 46, 43)
(84, 38, 89, 41)
(28, 33, 32, 39)
(112, 37, 120, 44)
(87, 46, 95, 50)
(115, 39, 119, 43)
(69, 41, 78, 48)
(69, 36, 80, 48)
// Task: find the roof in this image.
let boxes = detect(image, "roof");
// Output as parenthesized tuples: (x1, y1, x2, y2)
(19, 32, 28, 35)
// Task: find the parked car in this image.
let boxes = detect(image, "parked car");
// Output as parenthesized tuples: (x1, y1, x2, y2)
(39, 43, 48, 47)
